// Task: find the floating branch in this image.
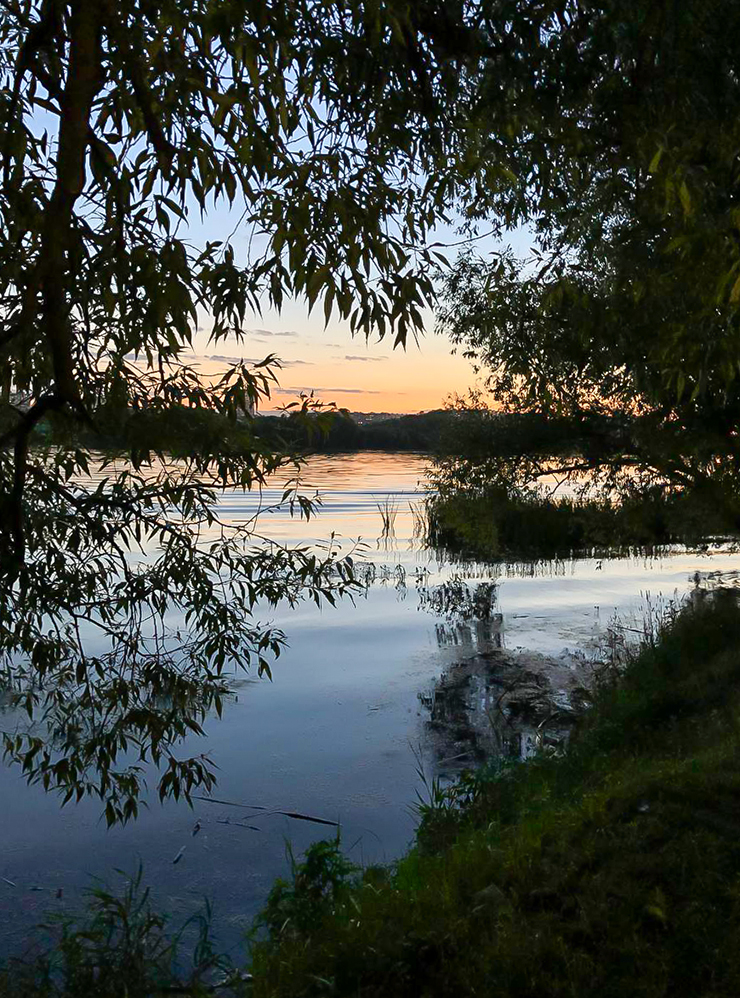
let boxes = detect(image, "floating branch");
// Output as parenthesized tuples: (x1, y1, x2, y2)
(191, 795, 339, 827)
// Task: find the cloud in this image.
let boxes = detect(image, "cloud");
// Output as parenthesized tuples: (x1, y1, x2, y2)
(124, 350, 197, 361)
(271, 385, 386, 396)
(209, 354, 244, 364)
(341, 355, 389, 362)
(209, 354, 312, 367)
(246, 328, 299, 338)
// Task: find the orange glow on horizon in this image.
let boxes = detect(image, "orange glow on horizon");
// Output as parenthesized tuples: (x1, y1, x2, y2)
(191, 334, 479, 414)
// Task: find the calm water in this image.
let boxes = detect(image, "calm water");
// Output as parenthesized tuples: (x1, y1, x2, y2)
(2, 451, 740, 959)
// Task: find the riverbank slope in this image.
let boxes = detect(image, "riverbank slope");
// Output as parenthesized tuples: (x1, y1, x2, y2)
(249, 589, 740, 997)
(4, 590, 740, 997)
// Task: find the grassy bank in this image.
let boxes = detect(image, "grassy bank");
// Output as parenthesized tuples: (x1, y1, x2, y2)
(5, 592, 740, 996)
(249, 590, 740, 997)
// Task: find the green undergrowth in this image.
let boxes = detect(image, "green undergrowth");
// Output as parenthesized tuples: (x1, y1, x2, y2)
(248, 590, 740, 997)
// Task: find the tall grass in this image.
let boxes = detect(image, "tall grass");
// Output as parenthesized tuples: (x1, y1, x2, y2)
(0, 869, 245, 998)
(375, 496, 400, 548)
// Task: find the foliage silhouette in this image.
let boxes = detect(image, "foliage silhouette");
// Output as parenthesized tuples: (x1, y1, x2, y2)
(0, 0, 491, 820)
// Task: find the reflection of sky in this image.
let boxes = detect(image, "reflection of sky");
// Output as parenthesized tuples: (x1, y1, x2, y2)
(10, 453, 732, 962)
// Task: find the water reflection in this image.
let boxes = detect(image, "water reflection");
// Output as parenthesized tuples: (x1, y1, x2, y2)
(417, 584, 590, 772)
(5, 452, 740, 959)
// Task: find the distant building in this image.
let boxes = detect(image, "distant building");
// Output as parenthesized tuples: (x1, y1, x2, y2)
(346, 411, 404, 425)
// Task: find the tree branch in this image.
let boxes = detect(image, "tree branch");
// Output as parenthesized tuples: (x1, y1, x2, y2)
(1, 395, 60, 568)
(38, 0, 103, 410)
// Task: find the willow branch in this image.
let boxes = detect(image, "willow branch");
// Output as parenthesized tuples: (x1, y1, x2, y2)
(39, 0, 103, 410)
(102, 2, 177, 166)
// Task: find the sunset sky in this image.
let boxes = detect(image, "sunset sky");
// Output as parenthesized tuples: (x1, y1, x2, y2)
(189, 304, 481, 414)
(182, 207, 532, 414)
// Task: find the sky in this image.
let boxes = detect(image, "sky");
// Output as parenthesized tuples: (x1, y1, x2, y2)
(189, 305, 481, 414)
(183, 203, 532, 415)
(22, 66, 534, 416)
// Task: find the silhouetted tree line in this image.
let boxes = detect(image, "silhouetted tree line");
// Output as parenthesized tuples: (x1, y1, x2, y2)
(51, 405, 467, 457)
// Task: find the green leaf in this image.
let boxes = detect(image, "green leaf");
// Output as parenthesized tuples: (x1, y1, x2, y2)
(648, 147, 663, 174)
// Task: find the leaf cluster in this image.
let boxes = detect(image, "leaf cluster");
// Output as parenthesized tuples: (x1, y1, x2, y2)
(0, 0, 495, 818)
(437, 0, 740, 498)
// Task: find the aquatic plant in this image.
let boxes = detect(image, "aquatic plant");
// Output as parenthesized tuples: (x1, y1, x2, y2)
(375, 497, 401, 548)
(0, 868, 238, 997)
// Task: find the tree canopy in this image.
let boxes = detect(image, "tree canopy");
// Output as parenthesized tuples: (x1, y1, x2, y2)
(0, 0, 493, 822)
(436, 0, 740, 516)
(4, 0, 738, 821)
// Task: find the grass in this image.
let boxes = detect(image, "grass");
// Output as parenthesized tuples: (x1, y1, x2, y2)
(248, 589, 740, 997)
(0, 869, 243, 998)
(375, 496, 400, 547)
(6, 592, 740, 996)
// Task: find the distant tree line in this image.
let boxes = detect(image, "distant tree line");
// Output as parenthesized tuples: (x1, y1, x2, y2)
(44, 404, 468, 457)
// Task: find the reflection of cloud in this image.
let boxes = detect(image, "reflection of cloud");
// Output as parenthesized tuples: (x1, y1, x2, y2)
(341, 355, 388, 362)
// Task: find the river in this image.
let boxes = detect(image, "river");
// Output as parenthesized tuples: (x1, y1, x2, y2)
(2, 451, 740, 960)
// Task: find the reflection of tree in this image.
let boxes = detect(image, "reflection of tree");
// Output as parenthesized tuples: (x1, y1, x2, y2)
(420, 655, 586, 776)
(432, 619, 501, 652)
(415, 574, 587, 772)
(416, 577, 501, 651)
(356, 562, 408, 598)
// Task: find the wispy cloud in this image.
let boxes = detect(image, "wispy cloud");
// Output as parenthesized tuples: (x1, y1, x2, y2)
(272, 385, 387, 396)
(209, 354, 312, 367)
(246, 328, 299, 338)
(209, 354, 250, 364)
(340, 355, 388, 362)
(124, 350, 198, 361)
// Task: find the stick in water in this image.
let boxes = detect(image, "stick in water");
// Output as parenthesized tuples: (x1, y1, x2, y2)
(191, 795, 339, 827)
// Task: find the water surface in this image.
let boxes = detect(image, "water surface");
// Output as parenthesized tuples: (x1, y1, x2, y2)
(2, 451, 739, 959)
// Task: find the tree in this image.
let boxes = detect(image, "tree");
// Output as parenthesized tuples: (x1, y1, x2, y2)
(0, 0, 490, 822)
(435, 0, 740, 522)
